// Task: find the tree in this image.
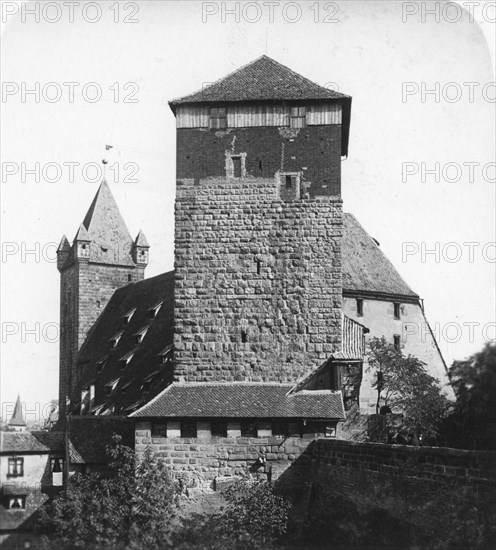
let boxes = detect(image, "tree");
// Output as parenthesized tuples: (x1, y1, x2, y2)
(443, 342, 496, 450)
(37, 435, 182, 550)
(173, 481, 292, 549)
(368, 337, 450, 441)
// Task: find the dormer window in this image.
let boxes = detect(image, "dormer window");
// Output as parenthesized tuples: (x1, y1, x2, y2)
(7, 496, 26, 510)
(122, 308, 136, 326)
(97, 355, 108, 373)
(120, 379, 133, 394)
(134, 325, 150, 344)
(290, 106, 306, 128)
(158, 344, 173, 365)
(110, 331, 124, 349)
(210, 107, 227, 130)
(149, 302, 163, 319)
(105, 378, 120, 396)
(119, 350, 135, 369)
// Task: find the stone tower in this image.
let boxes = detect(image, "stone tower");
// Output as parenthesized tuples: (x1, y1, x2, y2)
(169, 56, 352, 383)
(57, 180, 149, 418)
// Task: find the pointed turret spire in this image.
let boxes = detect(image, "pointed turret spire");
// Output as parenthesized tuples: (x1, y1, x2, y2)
(80, 180, 135, 266)
(57, 235, 71, 272)
(9, 395, 26, 431)
(132, 229, 150, 266)
(74, 223, 90, 242)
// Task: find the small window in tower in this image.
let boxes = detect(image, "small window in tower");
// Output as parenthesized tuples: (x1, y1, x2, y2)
(256, 259, 262, 275)
(241, 331, 248, 343)
(356, 299, 364, 317)
(259, 160, 263, 171)
(96, 300, 101, 309)
(393, 334, 401, 350)
(290, 106, 306, 128)
(209, 107, 227, 130)
(128, 274, 132, 282)
(394, 303, 401, 320)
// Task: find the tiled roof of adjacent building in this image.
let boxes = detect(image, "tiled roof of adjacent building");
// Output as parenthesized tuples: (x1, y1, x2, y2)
(170, 55, 350, 106)
(131, 383, 345, 420)
(68, 271, 175, 416)
(67, 416, 134, 464)
(342, 213, 419, 300)
(0, 431, 65, 454)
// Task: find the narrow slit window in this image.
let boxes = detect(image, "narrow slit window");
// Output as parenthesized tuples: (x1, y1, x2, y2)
(394, 303, 401, 319)
(256, 259, 261, 275)
(356, 299, 364, 317)
(241, 331, 248, 343)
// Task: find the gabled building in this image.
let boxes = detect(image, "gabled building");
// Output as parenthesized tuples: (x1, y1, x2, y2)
(56, 56, 451, 488)
(0, 431, 65, 549)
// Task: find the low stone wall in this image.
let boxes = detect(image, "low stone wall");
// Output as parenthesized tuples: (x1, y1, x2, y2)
(135, 421, 317, 491)
(302, 439, 496, 534)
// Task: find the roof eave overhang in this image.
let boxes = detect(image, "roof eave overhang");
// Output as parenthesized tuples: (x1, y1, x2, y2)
(343, 288, 420, 304)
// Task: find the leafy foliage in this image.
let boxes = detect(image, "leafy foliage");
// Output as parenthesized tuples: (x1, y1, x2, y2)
(368, 337, 450, 440)
(442, 342, 496, 450)
(36, 435, 182, 550)
(174, 481, 291, 549)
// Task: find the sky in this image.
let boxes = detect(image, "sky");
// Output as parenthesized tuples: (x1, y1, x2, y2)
(1, 0, 495, 423)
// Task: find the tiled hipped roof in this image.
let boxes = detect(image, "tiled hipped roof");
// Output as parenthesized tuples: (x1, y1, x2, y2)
(169, 55, 352, 157)
(169, 55, 350, 106)
(69, 271, 175, 415)
(131, 383, 345, 420)
(342, 213, 419, 300)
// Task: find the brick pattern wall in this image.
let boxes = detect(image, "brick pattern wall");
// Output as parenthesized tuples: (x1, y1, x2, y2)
(135, 421, 318, 490)
(59, 260, 144, 415)
(176, 125, 342, 197)
(305, 439, 496, 534)
(173, 178, 343, 383)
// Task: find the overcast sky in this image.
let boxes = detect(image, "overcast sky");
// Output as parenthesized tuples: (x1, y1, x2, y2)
(1, 0, 495, 422)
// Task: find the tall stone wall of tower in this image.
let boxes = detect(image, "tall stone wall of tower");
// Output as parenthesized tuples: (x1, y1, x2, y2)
(59, 262, 144, 415)
(176, 125, 342, 197)
(173, 177, 343, 383)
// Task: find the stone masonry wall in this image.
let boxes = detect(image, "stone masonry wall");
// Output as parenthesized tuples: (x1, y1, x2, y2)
(59, 261, 143, 415)
(173, 177, 343, 383)
(303, 439, 496, 535)
(135, 421, 317, 491)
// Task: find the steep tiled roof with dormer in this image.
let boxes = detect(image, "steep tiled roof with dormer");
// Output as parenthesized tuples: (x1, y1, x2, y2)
(69, 271, 175, 416)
